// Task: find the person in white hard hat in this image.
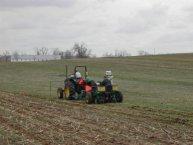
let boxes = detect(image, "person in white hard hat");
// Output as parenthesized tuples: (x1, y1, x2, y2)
(75, 71, 85, 94)
(75, 71, 82, 79)
(101, 70, 113, 92)
(105, 70, 113, 84)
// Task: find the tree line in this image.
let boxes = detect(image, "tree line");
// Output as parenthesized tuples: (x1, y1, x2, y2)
(0, 42, 134, 60)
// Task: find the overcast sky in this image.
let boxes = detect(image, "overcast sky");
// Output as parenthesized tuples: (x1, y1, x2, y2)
(0, 0, 193, 56)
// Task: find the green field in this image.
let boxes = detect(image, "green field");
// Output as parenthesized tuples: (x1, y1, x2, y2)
(0, 53, 193, 112)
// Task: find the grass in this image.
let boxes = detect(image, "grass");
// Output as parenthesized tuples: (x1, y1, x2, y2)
(0, 53, 193, 112)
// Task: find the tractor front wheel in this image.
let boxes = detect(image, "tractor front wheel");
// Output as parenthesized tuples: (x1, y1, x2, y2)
(57, 88, 64, 99)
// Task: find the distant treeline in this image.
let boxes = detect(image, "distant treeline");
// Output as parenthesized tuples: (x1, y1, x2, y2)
(1, 42, 155, 61)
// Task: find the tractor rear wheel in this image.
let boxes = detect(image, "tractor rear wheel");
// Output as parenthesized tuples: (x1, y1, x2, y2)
(57, 88, 64, 99)
(115, 91, 123, 103)
(85, 92, 94, 104)
(64, 79, 76, 100)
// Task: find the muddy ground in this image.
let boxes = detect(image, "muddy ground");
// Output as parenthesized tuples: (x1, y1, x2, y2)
(0, 92, 193, 145)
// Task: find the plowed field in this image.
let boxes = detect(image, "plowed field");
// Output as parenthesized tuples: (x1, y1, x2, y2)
(0, 91, 193, 145)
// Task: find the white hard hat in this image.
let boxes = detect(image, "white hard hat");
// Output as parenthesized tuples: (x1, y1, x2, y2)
(105, 70, 112, 76)
(75, 72, 81, 78)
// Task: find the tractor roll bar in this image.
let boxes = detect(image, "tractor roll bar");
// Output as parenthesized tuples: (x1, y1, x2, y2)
(74, 66, 88, 79)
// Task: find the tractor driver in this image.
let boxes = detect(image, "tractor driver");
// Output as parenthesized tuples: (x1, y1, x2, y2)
(75, 71, 84, 84)
(75, 71, 85, 93)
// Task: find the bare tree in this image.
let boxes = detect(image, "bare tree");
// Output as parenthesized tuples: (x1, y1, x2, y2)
(12, 51, 20, 61)
(72, 42, 91, 58)
(34, 47, 49, 55)
(34, 48, 41, 55)
(40, 47, 49, 55)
